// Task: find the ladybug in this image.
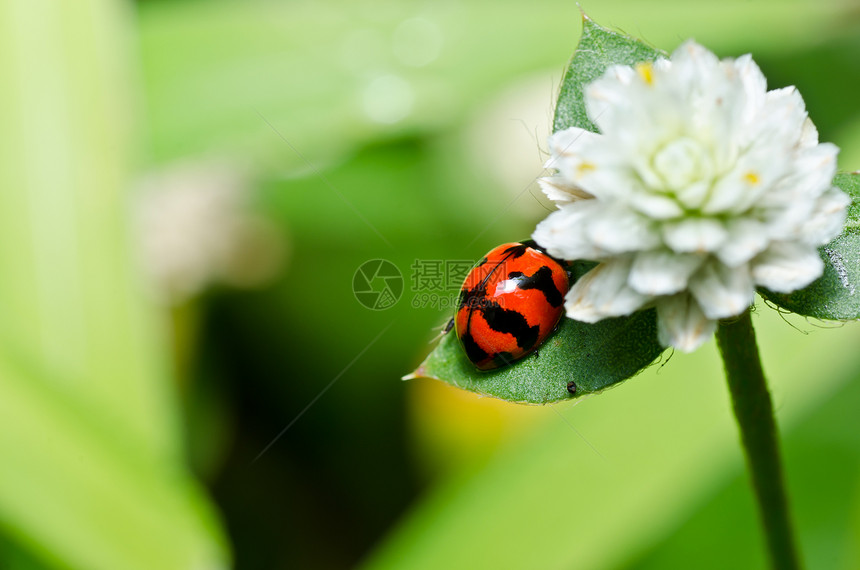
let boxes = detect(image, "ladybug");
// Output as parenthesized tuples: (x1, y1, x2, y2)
(453, 240, 570, 370)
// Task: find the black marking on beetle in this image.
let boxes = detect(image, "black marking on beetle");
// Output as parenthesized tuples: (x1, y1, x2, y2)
(458, 282, 487, 311)
(458, 243, 528, 312)
(507, 266, 564, 307)
(460, 329, 490, 365)
(523, 239, 563, 260)
(461, 249, 518, 305)
(502, 243, 530, 259)
(481, 301, 540, 350)
(490, 351, 517, 368)
(567, 381, 577, 395)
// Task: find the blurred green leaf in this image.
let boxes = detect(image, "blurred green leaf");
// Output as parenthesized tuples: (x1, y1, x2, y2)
(553, 15, 665, 133)
(0, 1, 228, 568)
(759, 173, 860, 320)
(628, 364, 860, 570)
(407, 262, 665, 404)
(367, 312, 860, 570)
(0, 340, 227, 570)
(137, 0, 853, 170)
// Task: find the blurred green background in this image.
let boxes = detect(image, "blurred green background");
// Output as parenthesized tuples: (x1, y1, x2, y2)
(2, 0, 860, 568)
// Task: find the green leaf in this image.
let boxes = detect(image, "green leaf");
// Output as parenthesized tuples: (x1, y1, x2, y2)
(759, 172, 860, 320)
(553, 14, 666, 133)
(407, 310, 664, 404)
(407, 263, 665, 404)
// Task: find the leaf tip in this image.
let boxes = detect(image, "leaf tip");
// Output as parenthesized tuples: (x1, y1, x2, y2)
(577, 3, 590, 22)
(402, 365, 427, 381)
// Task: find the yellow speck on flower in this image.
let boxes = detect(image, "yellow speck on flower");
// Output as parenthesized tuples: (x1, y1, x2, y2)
(577, 162, 596, 177)
(635, 62, 654, 86)
(744, 171, 761, 185)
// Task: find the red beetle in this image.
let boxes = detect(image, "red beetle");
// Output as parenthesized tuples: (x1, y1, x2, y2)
(453, 240, 570, 370)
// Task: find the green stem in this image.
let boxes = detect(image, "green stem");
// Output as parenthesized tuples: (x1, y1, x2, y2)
(716, 309, 802, 570)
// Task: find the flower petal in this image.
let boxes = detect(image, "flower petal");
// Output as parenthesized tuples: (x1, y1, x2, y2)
(537, 176, 593, 204)
(547, 127, 601, 161)
(585, 64, 639, 134)
(564, 258, 650, 322)
(627, 190, 685, 219)
(715, 218, 770, 267)
(655, 294, 716, 352)
(663, 218, 728, 253)
(762, 142, 838, 211)
(733, 53, 767, 125)
(747, 86, 808, 150)
(628, 250, 704, 295)
(584, 206, 660, 253)
(799, 117, 819, 148)
(798, 187, 850, 246)
(752, 241, 824, 292)
(704, 162, 770, 215)
(688, 259, 755, 319)
(672, 41, 721, 78)
(532, 201, 608, 260)
(546, 128, 605, 186)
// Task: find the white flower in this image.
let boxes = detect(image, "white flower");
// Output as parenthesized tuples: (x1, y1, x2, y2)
(533, 41, 850, 352)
